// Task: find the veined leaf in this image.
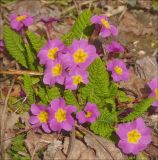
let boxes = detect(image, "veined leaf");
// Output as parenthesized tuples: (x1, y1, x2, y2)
(79, 58, 109, 108)
(46, 86, 61, 102)
(64, 90, 80, 110)
(25, 44, 36, 70)
(62, 9, 93, 45)
(90, 109, 117, 138)
(121, 98, 155, 122)
(27, 30, 45, 53)
(3, 26, 27, 68)
(23, 74, 34, 104)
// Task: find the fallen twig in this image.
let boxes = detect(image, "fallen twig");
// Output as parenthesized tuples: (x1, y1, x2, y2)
(66, 126, 76, 160)
(0, 79, 15, 159)
(0, 69, 43, 76)
(76, 124, 115, 160)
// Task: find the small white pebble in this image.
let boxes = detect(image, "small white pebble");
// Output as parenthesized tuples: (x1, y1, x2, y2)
(138, 50, 146, 56)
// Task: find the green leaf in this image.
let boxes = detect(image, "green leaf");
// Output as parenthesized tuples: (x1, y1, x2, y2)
(117, 90, 134, 103)
(64, 90, 80, 109)
(3, 26, 28, 68)
(8, 134, 30, 160)
(62, 9, 93, 45)
(90, 109, 117, 138)
(37, 86, 48, 104)
(27, 30, 45, 53)
(122, 98, 155, 122)
(46, 86, 61, 102)
(79, 58, 109, 108)
(25, 44, 36, 70)
(23, 74, 34, 104)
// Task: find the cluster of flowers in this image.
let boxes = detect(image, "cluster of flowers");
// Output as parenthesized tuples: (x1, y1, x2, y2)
(8, 13, 158, 156)
(91, 15, 129, 82)
(29, 98, 100, 133)
(38, 39, 98, 90)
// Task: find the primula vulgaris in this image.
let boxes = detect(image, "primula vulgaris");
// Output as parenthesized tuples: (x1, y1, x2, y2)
(48, 98, 77, 132)
(76, 102, 100, 124)
(91, 15, 118, 38)
(107, 59, 129, 82)
(38, 39, 66, 65)
(105, 41, 125, 54)
(67, 39, 98, 69)
(10, 13, 33, 31)
(65, 68, 89, 90)
(116, 118, 151, 155)
(29, 104, 51, 133)
(43, 59, 66, 86)
(147, 77, 158, 111)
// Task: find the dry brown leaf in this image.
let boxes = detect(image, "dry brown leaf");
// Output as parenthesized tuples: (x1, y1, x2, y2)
(43, 139, 63, 160)
(79, 148, 96, 160)
(54, 150, 66, 160)
(24, 130, 41, 156)
(119, 68, 146, 98)
(6, 112, 19, 130)
(84, 134, 127, 160)
(63, 137, 87, 159)
(20, 112, 30, 130)
(119, 12, 155, 36)
(136, 56, 158, 80)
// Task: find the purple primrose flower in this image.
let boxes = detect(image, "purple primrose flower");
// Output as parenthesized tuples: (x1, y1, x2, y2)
(107, 59, 129, 82)
(91, 15, 118, 38)
(38, 39, 66, 65)
(43, 59, 66, 86)
(116, 118, 151, 155)
(147, 77, 158, 111)
(65, 68, 89, 90)
(67, 39, 98, 69)
(76, 102, 100, 124)
(105, 41, 125, 53)
(10, 13, 33, 31)
(48, 98, 77, 132)
(29, 104, 51, 133)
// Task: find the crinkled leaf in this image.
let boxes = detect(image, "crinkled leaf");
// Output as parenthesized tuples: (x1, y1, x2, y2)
(121, 98, 155, 122)
(3, 26, 28, 68)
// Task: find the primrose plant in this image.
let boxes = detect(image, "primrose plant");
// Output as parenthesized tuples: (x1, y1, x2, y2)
(3, 10, 157, 156)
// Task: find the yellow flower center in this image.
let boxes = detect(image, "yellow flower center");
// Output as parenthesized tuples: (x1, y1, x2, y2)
(52, 64, 62, 76)
(101, 19, 110, 29)
(73, 49, 88, 64)
(47, 48, 59, 60)
(37, 111, 48, 123)
(114, 66, 123, 75)
(155, 88, 158, 99)
(127, 129, 141, 144)
(85, 111, 92, 118)
(55, 108, 66, 123)
(72, 75, 83, 85)
(16, 15, 27, 22)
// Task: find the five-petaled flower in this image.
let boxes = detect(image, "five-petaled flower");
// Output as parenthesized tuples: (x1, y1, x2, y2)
(29, 104, 51, 133)
(147, 77, 158, 111)
(76, 102, 100, 124)
(116, 118, 151, 155)
(43, 59, 66, 86)
(38, 39, 66, 65)
(65, 68, 89, 90)
(10, 13, 33, 31)
(91, 15, 118, 38)
(48, 98, 77, 132)
(67, 39, 98, 69)
(105, 41, 125, 54)
(107, 59, 129, 82)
